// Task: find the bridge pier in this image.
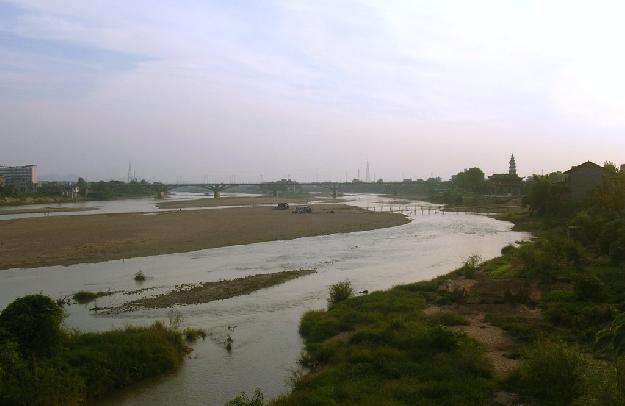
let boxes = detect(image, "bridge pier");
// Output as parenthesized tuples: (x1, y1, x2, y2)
(206, 183, 229, 199)
(321, 183, 339, 199)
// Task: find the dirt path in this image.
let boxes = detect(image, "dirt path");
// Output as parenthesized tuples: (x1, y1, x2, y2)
(456, 312, 519, 380)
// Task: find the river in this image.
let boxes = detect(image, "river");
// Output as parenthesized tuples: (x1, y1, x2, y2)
(0, 194, 529, 405)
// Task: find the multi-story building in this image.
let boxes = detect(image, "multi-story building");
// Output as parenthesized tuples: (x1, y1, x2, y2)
(0, 165, 38, 192)
(564, 161, 606, 202)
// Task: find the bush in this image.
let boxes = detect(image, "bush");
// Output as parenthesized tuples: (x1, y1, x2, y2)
(63, 322, 186, 399)
(72, 291, 99, 304)
(183, 328, 206, 343)
(575, 275, 608, 302)
(0, 341, 85, 405)
(501, 244, 516, 256)
(428, 312, 469, 326)
(226, 388, 264, 406)
(0, 294, 65, 357)
(515, 341, 586, 403)
(596, 313, 625, 356)
(134, 271, 146, 282)
(461, 255, 482, 278)
(328, 280, 354, 307)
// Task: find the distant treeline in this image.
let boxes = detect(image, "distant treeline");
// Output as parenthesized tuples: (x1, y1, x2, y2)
(1, 179, 166, 203)
(83, 179, 165, 200)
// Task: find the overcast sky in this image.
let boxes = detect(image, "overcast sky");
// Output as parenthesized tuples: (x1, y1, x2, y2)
(1, 0, 625, 182)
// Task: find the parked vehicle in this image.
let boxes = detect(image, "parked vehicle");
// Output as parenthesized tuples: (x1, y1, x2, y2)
(275, 202, 289, 210)
(293, 205, 312, 214)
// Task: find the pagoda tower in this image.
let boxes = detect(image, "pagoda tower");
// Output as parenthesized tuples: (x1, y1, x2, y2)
(509, 154, 517, 176)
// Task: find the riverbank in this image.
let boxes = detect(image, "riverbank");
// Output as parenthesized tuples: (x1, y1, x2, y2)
(272, 201, 625, 404)
(0, 204, 408, 270)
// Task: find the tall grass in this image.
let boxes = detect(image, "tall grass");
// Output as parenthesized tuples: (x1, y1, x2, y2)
(278, 287, 494, 405)
(0, 295, 189, 404)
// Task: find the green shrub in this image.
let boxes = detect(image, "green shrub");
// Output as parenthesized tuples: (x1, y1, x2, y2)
(182, 328, 207, 343)
(0, 294, 65, 357)
(72, 291, 99, 304)
(542, 289, 576, 303)
(461, 255, 482, 278)
(327, 280, 354, 307)
(515, 341, 586, 404)
(501, 244, 516, 256)
(0, 341, 85, 406)
(64, 322, 186, 399)
(428, 312, 469, 326)
(226, 388, 264, 406)
(0, 295, 190, 403)
(596, 313, 625, 356)
(575, 275, 608, 302)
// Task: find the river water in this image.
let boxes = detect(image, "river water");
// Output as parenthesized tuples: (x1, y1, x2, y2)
(0, 194, 529, 405)
(0, 192, 262, 221)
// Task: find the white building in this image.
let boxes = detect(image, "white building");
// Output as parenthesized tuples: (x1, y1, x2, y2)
(0, 165, 38, 192)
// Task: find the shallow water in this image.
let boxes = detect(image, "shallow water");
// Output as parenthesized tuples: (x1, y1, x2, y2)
(0, 194, 529, 405)
(0, 192, 261, 220)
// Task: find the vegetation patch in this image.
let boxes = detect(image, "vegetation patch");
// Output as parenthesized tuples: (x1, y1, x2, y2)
(108, 269, 316, 312)
(0, 294, 190, 404)
(72, 290, 116, 304)
(272, 284, 495, 405)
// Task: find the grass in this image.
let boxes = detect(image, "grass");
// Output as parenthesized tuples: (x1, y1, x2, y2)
(270, 199, 625, 405)
(0, 321, 189, 404)
(62, 323, 187, 399)
(183, 328, 207, 343)
(272, 287, 495, 405)
(427, 311, 470, 326)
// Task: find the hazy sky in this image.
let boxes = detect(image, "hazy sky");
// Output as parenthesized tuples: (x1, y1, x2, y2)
(2, 0, 625, 182)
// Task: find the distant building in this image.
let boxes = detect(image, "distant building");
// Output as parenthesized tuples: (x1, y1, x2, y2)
(564, 161, 606, 201)
(488, 155, 522, 195)
(0, 165, 38, 192)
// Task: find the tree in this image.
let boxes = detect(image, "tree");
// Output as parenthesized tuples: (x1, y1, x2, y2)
(77, 177, 88, 196)
(452, 167, 487, 193)
(0, 295, 65, 357)
(522, 175, 569, 216)
(592, 168, 625, 218)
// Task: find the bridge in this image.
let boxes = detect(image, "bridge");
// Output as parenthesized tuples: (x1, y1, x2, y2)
(164, 181, 422, 199)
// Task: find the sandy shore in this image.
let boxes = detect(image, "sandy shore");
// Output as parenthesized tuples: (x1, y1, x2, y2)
(0, 207, 97, 215)
(0, 204, 408, 270)
(157, 195, 340, 209)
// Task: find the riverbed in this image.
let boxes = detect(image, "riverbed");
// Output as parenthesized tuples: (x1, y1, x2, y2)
(0, 194, 529, 405)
